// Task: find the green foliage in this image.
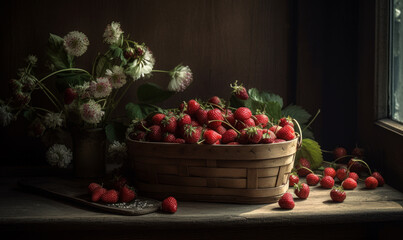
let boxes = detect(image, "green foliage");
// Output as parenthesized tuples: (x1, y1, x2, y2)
(137, 82, 174, 104)
(54, 71, 90, 92)
(46, 33, 72, 70)
(296, 138, 323, 170)
(125, 102, 163, 121)
(105, 122, 126, 143)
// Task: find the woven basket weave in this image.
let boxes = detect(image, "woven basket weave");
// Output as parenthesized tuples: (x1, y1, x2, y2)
(127, 132, 301, 204)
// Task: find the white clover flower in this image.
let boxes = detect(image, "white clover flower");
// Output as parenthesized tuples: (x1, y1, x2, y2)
(168, 65, 193, 92)
(79, 100, 104, 124)
(63, 31, 89, 57)
(26, 55, 38, 65)
(43, 112, 64, 129)
(73, 82, 91, 99)
(105, 66, 127, 89)
(0, 104, 14, 127)
(89, 77, 112, 98)
(46, 144, 72, 168)
(125, 47, 155, 81)
(107, 141, 128, 163)
(103, 21, 124, 45)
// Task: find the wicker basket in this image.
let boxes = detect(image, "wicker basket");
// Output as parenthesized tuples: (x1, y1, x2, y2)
(127, 130, 301, 204)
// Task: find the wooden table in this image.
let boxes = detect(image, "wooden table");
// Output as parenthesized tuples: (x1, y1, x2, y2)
(0, 173, 402, 240)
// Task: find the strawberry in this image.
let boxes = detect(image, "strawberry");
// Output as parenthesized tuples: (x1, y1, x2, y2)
(237, 129, 249, 144)
(207, 108, 224, 129)
(187, 99, 200, 115)
(195, 109, 208, 126)
(306, 173, 320, 186)
(203, 129, 222, 144)
(276, 124, 295, 141)
(227, 142, 240, 145)
(260, 130, 276, 144)
(296, 158, 311, 177)
(289, 173, 299, 187)
(161, 116, 177, 133)
(221, 129, 238, 144)
(234, 107, 252, 121)
(120, 185, 136, 202)
(64, 88, 77, 105)
(183, 124, 202, 143)
(151, 113, 166, 126)
(320, 175, 335, 189)
(279, 117, 294, 128)
(208, 96, 221, 105)
(161, 196, 178, 213)
(330, 187, 346, 202)
(336, 168, 348, 181)
(223, 109, 236, 128)
(348, 172, 359, 181)
(352, 146, 364, 158)
(294, 183, 310, 199)
(324, 167, 336, 178)
(147, 125, 162, 142)
(113, 176, 128, 190)
(245, 126, 263, 144)
(214, 125, 227, 135)
(88, 182, 101, 194)
(278, 192, 295, 209)
(101, 189, 119, 203)
(163, 133, 176, 143)
(365, 176, 378, 189)
(333, 147, 347, 160)
(269, 125, 282, 134)
(91, 187, 107, 202)
(372, 172, 385, 186)
(231, 81, 249, 100)
(254, 114, 269, 128)
(348, 159, 366, 173)
(175, 138, 186, 144)
(342, 177, 357, 190)
(130, 130, 146, 141)
(177, 114, 192, 128)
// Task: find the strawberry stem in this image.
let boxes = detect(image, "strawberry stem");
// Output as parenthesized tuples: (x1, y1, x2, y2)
(208, 119, 241, 135)
(331, 155, 356, 163)
(302, 109, 321, 132)
(349, 158, 372, 175)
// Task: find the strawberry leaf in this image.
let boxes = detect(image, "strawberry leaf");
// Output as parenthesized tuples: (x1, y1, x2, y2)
(281, 104, 311, 125)
(296, 138, 323, 170)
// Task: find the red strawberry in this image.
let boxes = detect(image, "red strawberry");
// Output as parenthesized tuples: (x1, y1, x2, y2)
(177, 114, 192, 128)
(151, 113, 166, 126)
(276, 124, 295, 141)
(91, 187, 107, 202)
(352, 146, 365, 158)
(221, 129, 238, 144)
(278, 192, 295, 209)
(203, 129, 222, 144)
(289, 173, 299, 187)
(372, 172, 385, 186)
(208, 96, 221, 105)
(260, 130, 276, 144)
(342, 177, 357, 190)
(161, 196, 178, 213)
(147, 125, 162, 142)
(306, 173, 320, 186)
(223, 109, 236, 128)
(279, 117, 294, 128)
(269, 125, 282, 134)
(207, 109, 224, 129)
(161, 116, 177, 133)
(183, 125, 202, 143)
(254, 114, 269, 128)
(187, 99, 200, 115)
(330, 187, 346, 202)
(365, 176, 378, 189)
(196, 109, 208, 125)
(333, 147, 347, 160)
(120, 185, 136, 203)
(234, 107, 252, 121)
(101, 189, 119, 203)
(237, 129, 249, 144)
(214, 125, 227, 135)
(348, 172, 359, 181)
(175, 138, 186, 144)
(88, 182, 101, 194)
(324, 167, 336, 178)
(163, 133, 176, 143)
(231, 81, 249, 100)
(245, 126, 263, 144)
(348, 159, 366, 173)
(336, 168, 348, 181)
(320, 175, 335, 189)
(296, 158, 311, 177)
(130, 130, 146, 141)
(64, 88, 77, 105)
(227, 142, 240, 145)
(294, 183, 310, 199)
(113, 176, 128, 190)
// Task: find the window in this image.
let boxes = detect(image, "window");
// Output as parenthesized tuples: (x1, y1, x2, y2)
(391, 0, 403, 123)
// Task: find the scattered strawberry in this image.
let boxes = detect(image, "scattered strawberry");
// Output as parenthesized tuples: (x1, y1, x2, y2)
(333, 147, 347, 160)
(320, 175, 335, 189)
(278, 192, 295, 209)
(348, 172, 359, 181)
(91, 187, 107, 202)
(279, 117, 294, 128)
(276, 124, 295, 141)
(88, 182, 101, 194)
(330, 186, 346, 202)
(289, 173, 299, 187)
(203, 129, 222, 145)
(365, 176, 378, 189)
(336, 168, 348, 182)
(207, 108, 224, 129)
(294, 183, 310, 199)
(234, 107, 252, 121)
(101, 189, 119, 203)
(120, 185, 136, 203)
(342, 177, 357, 190)
(221, 129, 238, 144)
(306, 173, 320, 186)
(324, 167, 336, 178)
(161, 196, 178, 213)
(348, 158, 366, 173)
(372, 172, 385, 186)
(296, 158, 311, 177)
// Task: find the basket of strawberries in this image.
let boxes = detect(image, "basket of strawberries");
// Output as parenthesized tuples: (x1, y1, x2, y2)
(126, 82, 302, 204)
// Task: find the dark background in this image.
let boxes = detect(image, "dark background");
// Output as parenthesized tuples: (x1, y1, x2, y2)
(0, 0, 400, 188)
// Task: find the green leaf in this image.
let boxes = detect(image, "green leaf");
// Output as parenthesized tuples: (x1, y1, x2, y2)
(248, 88, 283, 108)
(125, 102, 163, 120)
(137, 82, 174, 104)
(95, 55, 110, 77)
(296, 138, 323, 170)
(281, 104, 311, 125)
(54, 71, 90, 92)
(105, 122, 126, 143)
(46, 33, 71, 70)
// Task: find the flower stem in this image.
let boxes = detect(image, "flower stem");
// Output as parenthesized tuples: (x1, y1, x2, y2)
(38, 68, 92, 83)
(302, 109, 321, 132)
(151, 69, 170, 74)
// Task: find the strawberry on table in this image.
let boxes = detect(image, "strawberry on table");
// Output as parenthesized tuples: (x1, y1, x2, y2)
(330, 186, 346, 202)
(294, 183, 310, 199)
(289, 173, 299, 187)
(296, 158, 311, 177)
(278, 192, 295, 210)
(306, 173, 320, 186)
(336, 167, 348, 182)
(101, 189, 119, 204)
(120, 185, 136, 203)
(91, 187, 107, 202)
(88, 182, 101, 194)
(320, 175, 335, 189)
(324, 167, 336, 178)
(342, 177, 357, 190)
(365, 176, 379, 189)
(161, 196, 178, 213)
(372, 172, 385, 186)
